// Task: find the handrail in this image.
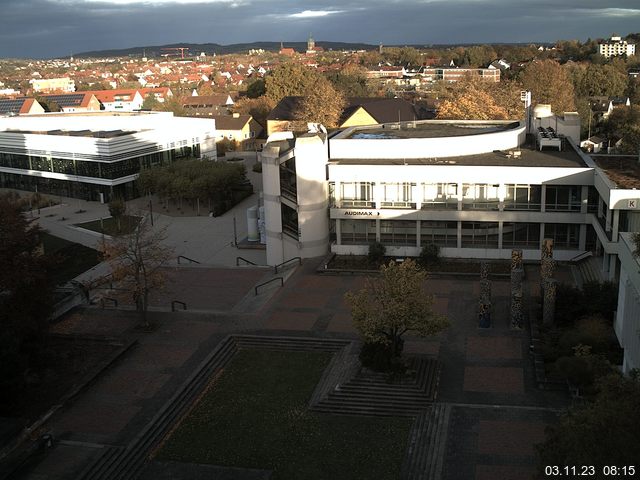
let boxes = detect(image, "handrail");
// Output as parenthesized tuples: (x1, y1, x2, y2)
(569, 251, 593, 264)
(236, 256, 258, 266)
(274, 256, 302, 274)
(177, 255, 201, 265)
(100, 297, 118, 308)
(171, 300, 187, 311)
(255, 277, 283, 295)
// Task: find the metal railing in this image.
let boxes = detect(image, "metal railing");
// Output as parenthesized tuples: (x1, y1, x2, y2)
(236, 256, 258, 266)
(171, 300, 187, 311)
(177, 255, 201, 265)
(100, 297, 118, 308)
(569, 251, 593, 264)
(274, 257, 302, 274)
(254, 277, 283, 295)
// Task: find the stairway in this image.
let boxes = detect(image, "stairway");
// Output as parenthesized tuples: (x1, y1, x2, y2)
(401, 403, 452, 480)
(311, 357, 441, 417)
(577, 256, 604, 284)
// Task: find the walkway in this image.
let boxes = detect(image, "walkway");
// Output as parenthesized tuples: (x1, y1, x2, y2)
(10, 259, 570, 480)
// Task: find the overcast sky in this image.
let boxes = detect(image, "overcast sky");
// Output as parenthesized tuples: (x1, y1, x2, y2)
(1, 0, 639, 59)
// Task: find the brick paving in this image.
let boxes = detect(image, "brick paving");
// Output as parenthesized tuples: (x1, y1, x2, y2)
(12, 260, 574, 480)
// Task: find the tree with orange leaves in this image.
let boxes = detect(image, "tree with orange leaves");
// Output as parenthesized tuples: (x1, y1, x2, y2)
(99, 217, 173, 328)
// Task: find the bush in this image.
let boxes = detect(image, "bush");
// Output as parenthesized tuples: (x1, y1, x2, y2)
(558, 315, 611, 356)
(418, 242, 440, 268)
(359, 340, 405, 373)
(368, 241, 386, 265)
(554, 281, 618, 327)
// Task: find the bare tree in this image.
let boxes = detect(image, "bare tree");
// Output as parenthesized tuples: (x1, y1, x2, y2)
(99, 217, 174, 328)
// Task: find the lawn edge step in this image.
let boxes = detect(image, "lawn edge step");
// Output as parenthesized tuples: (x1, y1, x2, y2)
(311, 406, 422, 417)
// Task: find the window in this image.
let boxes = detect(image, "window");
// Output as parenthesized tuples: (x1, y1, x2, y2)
(462, 184, 500, 210)
(281, 204, 298, 239)
(341, 219, 376, 244)
(422, 183, 458, 209)
(544, 223, 579, 249)
(420, 221, 457, 247)
(504, 184, 541, 210)
(340, 182, 375, 208)
(380, 220, 416, 246)
(502, 222, 540, 248)
(461, 222, 499, 248)
(545, 186, 581, 212)
(380, 182, 416, 208)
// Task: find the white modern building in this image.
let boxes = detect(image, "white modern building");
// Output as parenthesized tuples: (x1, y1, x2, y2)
(0, 111, 216, 201)
(599, 36, 636, 58)
(260, 113, 640, 372)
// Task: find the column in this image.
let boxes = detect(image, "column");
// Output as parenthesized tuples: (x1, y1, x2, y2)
(540, 185, 546, 213)
(612, 210, 620, 240)
(375, 218, 381, 242)
(336, 218, 342, 246)
(579, 224, 587, 251)
(580, 185, 589, 214)
(498, 221, 504, 250)
(457, 221, 462, 249)
(416, 220, 421, 248)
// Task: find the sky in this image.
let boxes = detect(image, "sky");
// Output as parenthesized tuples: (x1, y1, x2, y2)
(1, 0, 640, 59)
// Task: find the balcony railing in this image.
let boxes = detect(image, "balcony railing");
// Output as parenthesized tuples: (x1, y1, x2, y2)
(503, 202, 541, 211)
(380, 201, 417, 209)
(421, 201, 458, 210)
(462, 201, 500, 211)
(340, 200, 376, 208)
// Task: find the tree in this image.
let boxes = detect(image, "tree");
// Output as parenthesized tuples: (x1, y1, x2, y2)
(293, 76, 346, 128)
(437, 79, 516, 120)
(246, 79, 266, 98)
(99, 219, 174, 328)
(232, 96, 275, 128)
(345, 259, 449, 365)
(108, 198, 126, 232)
(0, 195, 53, 406)
(264, 62, 321, 102)
(519, 60, 576, 113)
(141, 93, 160, 111)
(327, 65, 375, 97)
(536, 372, 640, 472)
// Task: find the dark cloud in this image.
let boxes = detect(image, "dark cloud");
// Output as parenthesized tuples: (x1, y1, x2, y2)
(1, 0, 638, 58)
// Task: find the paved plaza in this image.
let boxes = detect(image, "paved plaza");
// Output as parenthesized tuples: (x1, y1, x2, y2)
(7, 251, 571, 480)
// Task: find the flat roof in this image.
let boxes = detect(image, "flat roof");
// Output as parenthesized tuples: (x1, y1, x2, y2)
(593, 156, 640, 189)
(330, 145, 588, 168)
(6, 129, 138, 138)
(340, 121, 520, 140)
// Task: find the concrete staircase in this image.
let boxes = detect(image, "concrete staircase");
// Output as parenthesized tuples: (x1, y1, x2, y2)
(311, 356, 441, 417)
(401, 403, 452, 480)
(577, 256, 604, 284)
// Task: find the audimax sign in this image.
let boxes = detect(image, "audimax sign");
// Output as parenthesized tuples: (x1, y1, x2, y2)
(344, 211, 380, 216)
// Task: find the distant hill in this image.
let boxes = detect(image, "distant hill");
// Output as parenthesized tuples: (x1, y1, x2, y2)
(73, 41, 380, 58)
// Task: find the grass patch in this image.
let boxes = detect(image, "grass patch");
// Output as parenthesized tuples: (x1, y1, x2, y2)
(41, 233, 100, 285)
(75, 215, 141, 236)
(157, 349, 411, 480)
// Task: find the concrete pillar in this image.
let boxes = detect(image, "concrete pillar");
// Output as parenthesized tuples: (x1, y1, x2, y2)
(609, 254, 617, 281)
(457, 221, 462, 249)
(336, 218, 342, 245)
(605, 207, 612, 232)
(612, 209, 620, 240)
(540, 185, 546, 212)
(375, 218, 381, 242)
(416, 220, 421, 248)
(498, 221, 504, 250)
(580, 185, 589, 214)
(579, 224, 587, 251)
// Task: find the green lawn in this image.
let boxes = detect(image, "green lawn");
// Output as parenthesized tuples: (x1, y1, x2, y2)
(74, 215, 141, 236)
(157, 349, 412, 480)
(41, 233, 100, 285)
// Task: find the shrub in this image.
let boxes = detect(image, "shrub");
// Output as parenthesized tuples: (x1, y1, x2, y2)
(359, 340, 405, 373)
(633, 232, 640, 258)
(367, 241, 386, 265)
(554, 281, 618, 327)
(558, 315, 611, 356)
(418, 242, 440, 268)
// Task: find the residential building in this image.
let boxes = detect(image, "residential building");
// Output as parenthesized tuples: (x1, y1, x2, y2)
(0, 111, 216, 202)
(212, 113, 262, 150)
(138, 87, 173, 103)
(30, 77, 76, 93)
(266, 97, 419, 135)
(599, 36, 636, 58)
(182, 94, 235, 116)
(0, 98, 45, 116)
(84, 89, 144, 112)
(38, 93, 101, 113)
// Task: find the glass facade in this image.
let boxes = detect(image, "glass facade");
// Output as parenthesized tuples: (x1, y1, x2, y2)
(545, 185, 581, 212)
(462, 184, 500, 210)
(340, 182, 375, 208)
(420, 221, 457, 247)
(341, 219, 376, 245)
(380, 220, 416, 245)
(504, 184, 541, 211)
(502, 222, 541, 248)
(461, 222, 499, 248)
